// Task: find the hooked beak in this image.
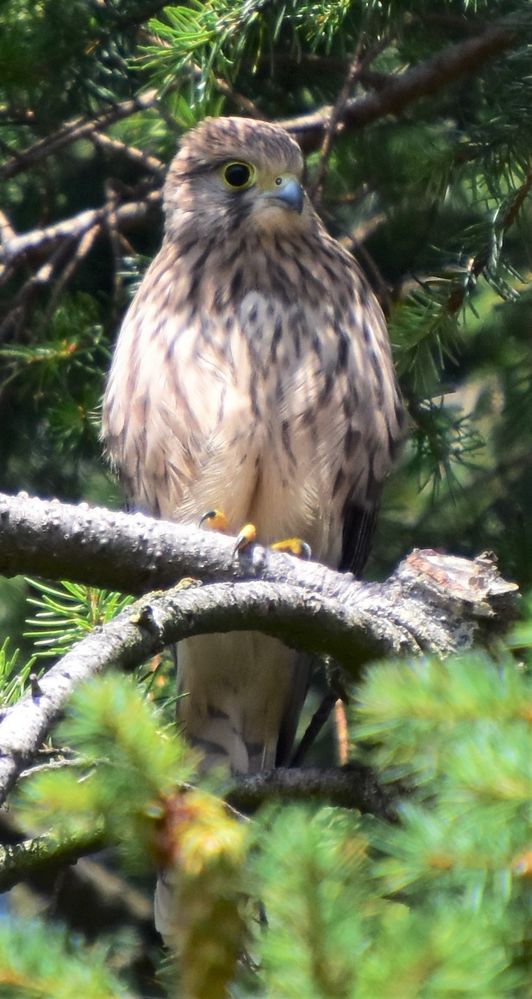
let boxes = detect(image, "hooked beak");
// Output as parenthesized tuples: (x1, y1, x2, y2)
(262, 176, 304, 214)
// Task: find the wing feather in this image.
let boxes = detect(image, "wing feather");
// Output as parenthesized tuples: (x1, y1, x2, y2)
(339, 502, 378, 576)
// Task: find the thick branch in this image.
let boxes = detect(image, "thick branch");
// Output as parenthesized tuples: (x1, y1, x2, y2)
(0, 491, 367, 597)
(282, 21, 518, 150)
(0, 827, 105, 894)
(0, 577, 416, 805)
(0, 762, 394, 906)
(0, 193, 161, 272)
(0, 814, 157, 953)
(0, 491, 517, 623)
(226, 764, 397, 821)
(0, 493, 518, 804)
(0, 762, 395, 893)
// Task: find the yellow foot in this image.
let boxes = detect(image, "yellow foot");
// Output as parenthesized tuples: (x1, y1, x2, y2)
(233, 523, 257, 555)
(200, 510, 311, 561)
(235, 529, 311, 559)
(270, 537, 312, 559)
(199, 509, 229, 533)
(199, 510, 256, 556)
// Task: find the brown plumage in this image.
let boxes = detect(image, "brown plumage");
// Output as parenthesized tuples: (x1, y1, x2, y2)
(103, 113, 403, 777)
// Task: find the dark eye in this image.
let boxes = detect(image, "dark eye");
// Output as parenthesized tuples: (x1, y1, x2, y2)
(223, 162, 254, 189)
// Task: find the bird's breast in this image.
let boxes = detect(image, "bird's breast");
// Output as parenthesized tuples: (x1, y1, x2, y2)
(103, 265, 401, 568)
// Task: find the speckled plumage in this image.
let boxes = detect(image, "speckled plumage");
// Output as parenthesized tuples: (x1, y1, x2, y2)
(103, 115, 403, 780)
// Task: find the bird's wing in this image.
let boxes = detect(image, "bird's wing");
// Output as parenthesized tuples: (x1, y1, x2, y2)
(102, 249, 261, 526)
(275, 650, 312, 766)
(331, 260, 404, 578)
(339, 502, 379, 576)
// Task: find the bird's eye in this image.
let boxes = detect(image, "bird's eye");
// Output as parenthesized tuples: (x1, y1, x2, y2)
(223, 161, 255, 189)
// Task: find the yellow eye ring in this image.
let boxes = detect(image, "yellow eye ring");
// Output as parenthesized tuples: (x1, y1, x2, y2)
(222, 161, 255, 190)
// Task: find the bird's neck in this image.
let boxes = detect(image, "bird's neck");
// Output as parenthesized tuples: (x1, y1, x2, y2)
(161, 209, 326, 315)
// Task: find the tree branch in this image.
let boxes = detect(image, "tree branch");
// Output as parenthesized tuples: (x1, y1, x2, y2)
(0, 814, 158, 965)
(309, 47, 364, 201)
(0, 765, 396, 895)
(1, 90, 160, 181)
(91, 131, 165, 176)
(226, 764, 398, 821)
(0, 492, 518, 804)
(0, 761, 394, 907)
(0, 193, 161, 274)
(0, 826, 105, 894)
(0, 491, 517, 619)
(281, 21, 518, 151)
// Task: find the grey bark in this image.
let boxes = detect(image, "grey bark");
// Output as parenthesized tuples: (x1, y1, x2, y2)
(0, 492, 518, 807)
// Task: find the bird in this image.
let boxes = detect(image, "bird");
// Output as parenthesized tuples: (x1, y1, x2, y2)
(102, 113, 403, 792)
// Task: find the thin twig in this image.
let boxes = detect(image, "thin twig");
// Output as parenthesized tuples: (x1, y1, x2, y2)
(290, 692, 337, 767)
(334, 699, 349, 766)
(430, 165, 532, 318)
(19, 756, 90, 779)
(210, 73, 267, 119)
(91, 131, 165, 176)
(347, 238, 392, 316)
(341, 212, 387, 248)
(2, 90, 159, 180)
(309, 49, 364, 202)
(43, 224, 101, 325)
(0, 237, 76, 344)
(103, 181, 127, 330)
(309, 38, 391, 203)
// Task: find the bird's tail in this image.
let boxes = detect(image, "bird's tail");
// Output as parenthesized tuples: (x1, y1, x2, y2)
(176, 631, 307, 773)
(155, 631, 309, 942)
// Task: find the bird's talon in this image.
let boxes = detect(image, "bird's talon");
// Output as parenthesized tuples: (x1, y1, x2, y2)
(199, 509, 229, 533)
(234, 523, 257, 556)
(270, 538, 312, 560)
(176, 577, 202, 589)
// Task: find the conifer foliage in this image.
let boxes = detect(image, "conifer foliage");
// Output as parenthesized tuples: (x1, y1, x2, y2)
(0, 1, 531, 996)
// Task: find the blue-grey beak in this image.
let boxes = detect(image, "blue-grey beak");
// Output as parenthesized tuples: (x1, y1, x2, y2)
(263, 176, 304, 214)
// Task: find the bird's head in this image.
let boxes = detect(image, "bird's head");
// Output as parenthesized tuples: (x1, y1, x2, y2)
(164, 116, 311, 239)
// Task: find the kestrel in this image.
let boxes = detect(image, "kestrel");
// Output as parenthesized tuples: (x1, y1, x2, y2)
(102, 115, 404, 776)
